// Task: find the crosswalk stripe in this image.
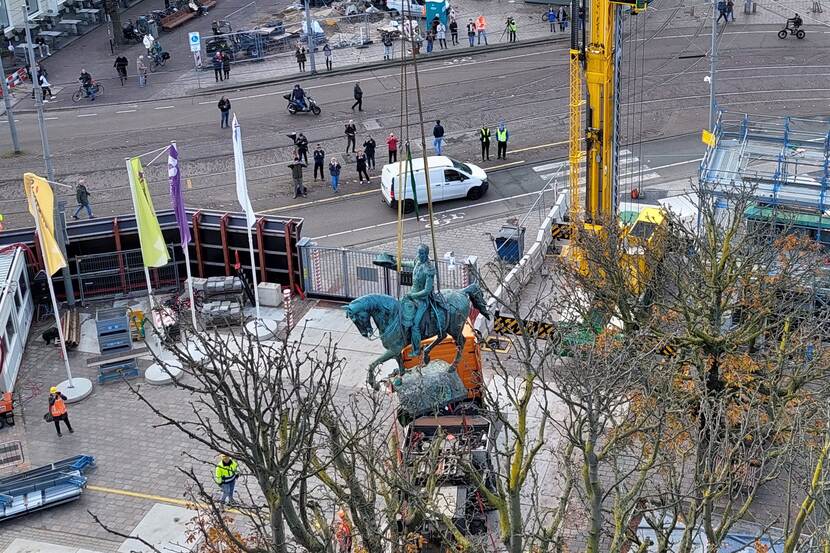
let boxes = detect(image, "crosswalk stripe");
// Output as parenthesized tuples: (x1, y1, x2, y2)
(533, 152, 638, 173)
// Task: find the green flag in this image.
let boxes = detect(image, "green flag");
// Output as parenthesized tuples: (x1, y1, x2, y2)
(128, 156, 170, 268)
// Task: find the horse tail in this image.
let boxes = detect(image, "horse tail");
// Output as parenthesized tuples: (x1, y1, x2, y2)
(461, 282, 491, 320)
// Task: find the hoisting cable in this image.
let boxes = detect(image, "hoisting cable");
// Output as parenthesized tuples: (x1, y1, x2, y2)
(406, 19, 442, 291)
(395, 30, 409, 274)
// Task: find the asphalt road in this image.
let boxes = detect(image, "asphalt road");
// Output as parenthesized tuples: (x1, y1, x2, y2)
(0, 4, 828, 245)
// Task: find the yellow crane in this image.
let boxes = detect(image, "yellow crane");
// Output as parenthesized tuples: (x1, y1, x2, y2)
(570, 0, 646, 226)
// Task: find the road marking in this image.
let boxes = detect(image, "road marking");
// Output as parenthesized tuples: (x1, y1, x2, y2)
(87, 485, 239, 513)
(492, 140, 567, 155)
(116, 109, 137, 113)
(154, 105, 175, 110)
(486, 160, 525, 170)
(77, 113, 97, 117)
(44, 116, 59, 120)
(258, 188, 377, 214)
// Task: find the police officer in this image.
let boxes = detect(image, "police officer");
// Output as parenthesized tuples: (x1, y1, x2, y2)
(496, 121, 509, 159)
(479, 125, 491, 161)
(214, 455, 239, 505)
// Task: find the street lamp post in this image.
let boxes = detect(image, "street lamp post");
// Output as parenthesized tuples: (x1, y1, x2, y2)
(708, 0, 718, 131)
(23, 5, 76, 305)
(304, 0, 317, 74)
(0, 54, 21, 154)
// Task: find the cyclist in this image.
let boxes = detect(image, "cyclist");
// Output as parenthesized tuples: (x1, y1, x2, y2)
(787, 13, 803, 29)
(79, 68, 95, 101)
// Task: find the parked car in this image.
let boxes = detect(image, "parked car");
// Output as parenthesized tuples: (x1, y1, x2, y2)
(380, 156, 488, 213)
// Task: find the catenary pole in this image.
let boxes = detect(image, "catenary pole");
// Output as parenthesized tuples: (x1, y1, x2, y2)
(0, 54, 21, 153)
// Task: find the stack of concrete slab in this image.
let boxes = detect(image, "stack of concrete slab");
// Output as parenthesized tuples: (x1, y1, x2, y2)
(204, 276, 244, 298)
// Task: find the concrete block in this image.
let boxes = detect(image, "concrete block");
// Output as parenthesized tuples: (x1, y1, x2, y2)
(258, 282, 283, 307)
(117, 503, 198, 553)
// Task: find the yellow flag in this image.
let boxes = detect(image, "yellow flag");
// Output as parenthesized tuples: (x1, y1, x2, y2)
(701, 129, 716, 147)
(128, 157, 170, 268)
(23, 173, 66, 276)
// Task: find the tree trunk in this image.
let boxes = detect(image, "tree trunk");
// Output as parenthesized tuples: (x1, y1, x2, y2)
(103, 0, 124, 46)
(509, 489, 523, 553)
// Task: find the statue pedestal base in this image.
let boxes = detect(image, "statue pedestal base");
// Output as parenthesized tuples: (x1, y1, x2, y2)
(394, 360, 469, 418)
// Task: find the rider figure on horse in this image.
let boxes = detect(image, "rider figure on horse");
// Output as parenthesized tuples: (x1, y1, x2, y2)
(403, 244, 445, 356)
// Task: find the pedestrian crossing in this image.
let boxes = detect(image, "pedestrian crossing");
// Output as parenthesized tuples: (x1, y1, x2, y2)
(532, 149, 663, 188)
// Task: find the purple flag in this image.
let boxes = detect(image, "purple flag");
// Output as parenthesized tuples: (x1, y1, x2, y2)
(168, 143, 190, 246)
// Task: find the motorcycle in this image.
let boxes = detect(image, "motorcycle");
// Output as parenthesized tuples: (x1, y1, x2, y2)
(778, 22, 805, 39)
(284, 93, 321, 115)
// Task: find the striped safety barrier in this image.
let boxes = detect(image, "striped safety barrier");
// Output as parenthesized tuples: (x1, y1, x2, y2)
(0, 67, 28, 97)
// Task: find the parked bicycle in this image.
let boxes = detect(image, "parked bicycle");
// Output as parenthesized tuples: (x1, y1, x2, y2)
(72, 82, 104, 102)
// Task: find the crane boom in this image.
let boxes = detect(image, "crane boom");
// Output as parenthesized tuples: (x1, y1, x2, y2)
(570, 0, 645, 225)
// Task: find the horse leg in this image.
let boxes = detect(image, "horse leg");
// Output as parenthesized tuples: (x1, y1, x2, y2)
(368, 348, 398, 390)
(450, 326, 466, 370)
(422, 333, 446, 366)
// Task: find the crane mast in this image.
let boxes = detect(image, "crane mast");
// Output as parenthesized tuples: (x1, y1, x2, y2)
(570, 0, 645, 226)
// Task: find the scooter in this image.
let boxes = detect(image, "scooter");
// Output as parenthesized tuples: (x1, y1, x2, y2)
(284, 93, 321, 115)
(778, 22, 805, 39)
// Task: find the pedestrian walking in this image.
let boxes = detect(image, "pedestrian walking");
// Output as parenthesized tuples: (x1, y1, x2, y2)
(382, 32, 394, 60)
(39, 73, 52, 101)
(222, 51, 231, 80)
(716, 0, 728, 22)
(48, 386, 74, 437)
(335, 510, 353, 553)
(114, 55, 129, 85)
(507, 17, 517, 42)
(467, 19, 476, 46)
(295, 132, 309, 164)
(313, 144, 326, 180)
(578, 5, 585, 30)
(363, 136, 377, 169)
(329, 157, 341, 192)
(476, 15, 488, 45)
(425, 29, 435, 53)
(214, 455, 239, 505)
(496, 121, 509, 159)
(436, 21, 447, 49)
(449, 18, 459, 44)
(355, 150, 370, 184)
(323, 43, 333, 70)
(345, 120, 357, 153)
(289, 156, 308, 198)
(352, 82, 363, 111)
(72, 180, 93, 219)
(296, 46, 307, 72)
(387, 132, 398, 163)
(479, 125, 491, 161)
(218, 96, 231, 128)
(727, 0, 735, 20)
(558, 6, 568, 31)
(433, 120, 445, 155)
(137, 55, 148, 87)
(212, 51, 223, 82)
(546, 7, 557, 32)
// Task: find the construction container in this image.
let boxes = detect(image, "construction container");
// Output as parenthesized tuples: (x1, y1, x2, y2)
(401, 322, 482, 398)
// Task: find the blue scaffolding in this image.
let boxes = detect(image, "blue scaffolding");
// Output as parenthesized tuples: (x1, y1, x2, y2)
(700, 112, 830, 213)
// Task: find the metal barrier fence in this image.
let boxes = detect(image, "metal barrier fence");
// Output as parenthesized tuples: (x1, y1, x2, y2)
(299, 243, 477, 302)
(75, 247, 179, 304)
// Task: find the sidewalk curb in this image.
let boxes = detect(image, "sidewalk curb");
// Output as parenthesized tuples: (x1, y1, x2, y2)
(190, 34, 570, 96)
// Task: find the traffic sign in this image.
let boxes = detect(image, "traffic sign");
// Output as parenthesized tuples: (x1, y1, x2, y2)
(189, 31, 201, 52)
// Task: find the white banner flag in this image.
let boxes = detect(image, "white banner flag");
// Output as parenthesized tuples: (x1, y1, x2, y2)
(232, 114, 256, 228)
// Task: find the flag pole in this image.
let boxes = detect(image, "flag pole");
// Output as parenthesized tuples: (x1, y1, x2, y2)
(246, 222, 261, 321)
(170, 141, 198, 329)
(126, 157, 155, 309)
(30, 197, 74, 385)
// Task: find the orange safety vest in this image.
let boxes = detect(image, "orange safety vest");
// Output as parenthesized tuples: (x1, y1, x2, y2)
(50, 395, 67, 417)
(476, 16, 486, 30)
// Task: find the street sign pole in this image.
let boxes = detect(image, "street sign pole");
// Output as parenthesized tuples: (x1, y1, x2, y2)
(189, 32, 202, 89)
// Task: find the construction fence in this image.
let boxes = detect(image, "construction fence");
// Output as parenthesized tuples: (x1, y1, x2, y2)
(299, 242, 478, 302)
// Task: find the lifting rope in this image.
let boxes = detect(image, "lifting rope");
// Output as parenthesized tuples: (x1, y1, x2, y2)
(392, 0, 442, 290)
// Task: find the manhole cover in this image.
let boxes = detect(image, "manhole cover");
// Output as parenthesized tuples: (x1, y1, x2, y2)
(0, 441, 24, 469)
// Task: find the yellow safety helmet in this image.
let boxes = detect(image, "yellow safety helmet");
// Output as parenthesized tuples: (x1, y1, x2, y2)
(50, 386, 58, 394)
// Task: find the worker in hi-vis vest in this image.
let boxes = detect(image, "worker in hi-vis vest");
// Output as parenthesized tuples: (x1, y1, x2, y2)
(496, 121, 509, 159)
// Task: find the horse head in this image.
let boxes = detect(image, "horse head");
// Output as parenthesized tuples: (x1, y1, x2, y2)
(344, 299, 375, 338)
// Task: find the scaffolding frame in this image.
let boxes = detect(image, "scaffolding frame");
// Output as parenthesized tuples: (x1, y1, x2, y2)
(700, 112, 830, 213)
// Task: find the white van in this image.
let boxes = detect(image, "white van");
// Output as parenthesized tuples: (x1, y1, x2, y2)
(380, 156, 489, 213)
